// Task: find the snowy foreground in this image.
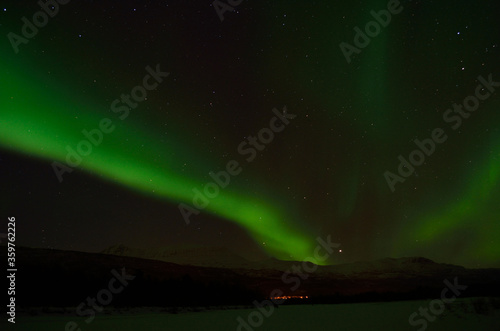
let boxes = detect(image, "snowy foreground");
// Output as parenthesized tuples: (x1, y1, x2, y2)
(9, 297, 500, 331)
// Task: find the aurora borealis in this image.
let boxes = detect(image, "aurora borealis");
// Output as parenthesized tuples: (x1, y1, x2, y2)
(1, 0, 499, 268)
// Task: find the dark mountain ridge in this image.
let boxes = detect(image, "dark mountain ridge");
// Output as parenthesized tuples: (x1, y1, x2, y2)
(13, 246, 500, 308)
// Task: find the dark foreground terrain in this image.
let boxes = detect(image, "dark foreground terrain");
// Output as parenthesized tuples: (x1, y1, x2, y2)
(10, 247, 500, 308)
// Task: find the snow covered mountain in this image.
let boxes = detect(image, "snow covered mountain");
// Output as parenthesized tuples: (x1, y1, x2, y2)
(101, 244, 468, 278)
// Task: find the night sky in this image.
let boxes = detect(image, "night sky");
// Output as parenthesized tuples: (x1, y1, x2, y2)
(1, 0, 499, 268)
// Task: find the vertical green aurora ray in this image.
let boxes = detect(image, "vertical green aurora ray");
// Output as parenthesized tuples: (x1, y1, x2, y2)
(341, 0, 395, 220)
(356, 5, 391, 132)
(0, 49, 321, 263)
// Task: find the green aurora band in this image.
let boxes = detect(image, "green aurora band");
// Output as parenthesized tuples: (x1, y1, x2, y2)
(393, 140, 500, 265)
(0, 46, 323, 264)
(1, 0, 499, 267)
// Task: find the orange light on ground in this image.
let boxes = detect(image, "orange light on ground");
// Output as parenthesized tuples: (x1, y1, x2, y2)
(269, 295, 309, 300)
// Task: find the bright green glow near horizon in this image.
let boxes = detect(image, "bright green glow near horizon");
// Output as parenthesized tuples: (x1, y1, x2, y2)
(0, 51, 323, 264)
(411, 143, 500, 264)
(391, 104, 500, 265)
